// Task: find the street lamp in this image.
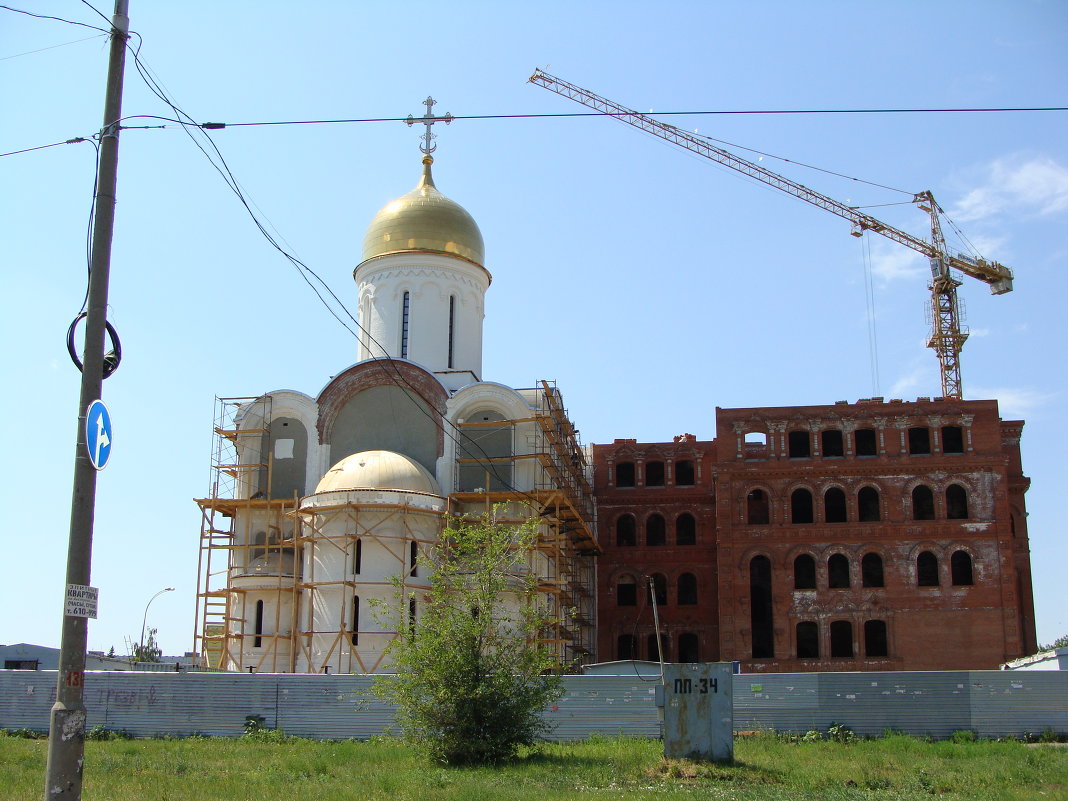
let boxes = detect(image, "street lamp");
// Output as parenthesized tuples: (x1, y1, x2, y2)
(139, 587, 175, 657)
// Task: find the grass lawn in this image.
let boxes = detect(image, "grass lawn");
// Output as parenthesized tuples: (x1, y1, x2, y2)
(2, 732, 1065, 801)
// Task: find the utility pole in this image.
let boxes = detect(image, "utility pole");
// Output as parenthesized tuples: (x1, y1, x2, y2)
(44, 2, 129, 799)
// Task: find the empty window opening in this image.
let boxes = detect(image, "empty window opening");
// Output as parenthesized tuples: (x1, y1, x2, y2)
(824, 488, 848, 523)
(788, 430, 811, 458)
(791, 488, 814, 524)
(912, 485, 936, 520)
(855, 428, 877, 456)
(794, 554, 817, 590)
(645, 461, 665, 486)
(678, 573, 698, 605)
(917, 551, 940, 586)
(351, 596, 359, 645)
(942, 425, 964, 454)
(796, 621, 819, 659)
(864, 619, 888, 657)
(650, 573, 668, 606)
(750, 555, 774, 658)
(617, 634, 637, 661)
(861, 552, 885, 588)
(908, 426, 931, 455)
(252, 530, 267, 561)
(447, 294, 455, 368)
(744, 431, 769, 459)
(822, 430, 844, 457)
(616, 514, 636, 547)
(408, 598, 417, 633)
(675, 460, 695, 485)
(676, 513, 696, 545)
(410, 541, 419, 577)
(646, 514, 666, 546)
(616, 461, 635, 487)
(946, 484, 969, 519)
(828, 554, 851, 589)
(616, 574, 637, 606)
(254, 600, 264, 648)
(858, 486, 881, 522)
(678, 633, 699, 663)
(647, 633, 663, 662)
(951, 550, 974, 586)
(747, 489, 770, 525)
(353, 539, 362, 575)
(830, 620, 854, 658)
(400, 291, 410, 359)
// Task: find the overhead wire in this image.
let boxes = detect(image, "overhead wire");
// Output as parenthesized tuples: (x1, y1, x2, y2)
(0, 32, 106, 61)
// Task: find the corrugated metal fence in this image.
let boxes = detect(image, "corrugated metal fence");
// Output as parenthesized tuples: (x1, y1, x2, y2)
(1, 670, 1064, 740)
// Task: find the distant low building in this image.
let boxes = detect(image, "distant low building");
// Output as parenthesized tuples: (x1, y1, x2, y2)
(1002, 648, 1068, 671)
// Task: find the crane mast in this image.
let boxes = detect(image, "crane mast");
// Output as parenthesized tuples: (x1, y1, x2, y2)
(529, 69, 1014, 399)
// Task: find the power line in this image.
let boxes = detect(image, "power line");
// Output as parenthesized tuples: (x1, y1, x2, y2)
(0, 32, 106, 61)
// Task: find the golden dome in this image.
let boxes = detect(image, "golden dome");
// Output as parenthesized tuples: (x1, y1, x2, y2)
(360, 156, 485, 268)
(313, 450, 441, 495)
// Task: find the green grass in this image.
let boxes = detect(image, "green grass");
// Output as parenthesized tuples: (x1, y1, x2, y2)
(2, 732, 1065, 801)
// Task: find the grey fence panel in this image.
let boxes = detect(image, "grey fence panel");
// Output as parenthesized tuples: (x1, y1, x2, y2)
(0, 671, 55, 732)
(732, 673, 821, 734)
(547, 676, 660, 740)
(968, 671, 1068, 738)
(815, 672, 972, 738)
(276, 675, 394, 740)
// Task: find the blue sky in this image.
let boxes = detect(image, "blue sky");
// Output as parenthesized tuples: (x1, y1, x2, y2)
(2, 0, 1066, 657)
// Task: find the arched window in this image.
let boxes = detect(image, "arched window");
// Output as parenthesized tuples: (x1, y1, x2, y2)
(822, 430, 844, 457)
(253, 599, 264, 648)
(747, 489, 770, 525)
(750, 556, 774, 658)
(791, 488, 814, 524)
(942, 425, 964, 454)
(855, 428, 877, 456)
(676, 513, 696, 545)
(617, 634, 637, 660)
(794, 554, 816, 590)
(616, 574, 637, 606)
(917, 551, 940, 586)
(646, 514, 666, 546)
(678, 573, 697, 605)
(457, 409, 512, 491)
(252, 530, 267, 561)
(675, 460, 695, 486)
(796, 621, 819, 659)
(678, 633, 699, 663)
(908, 427, 931, 455)
(951, 550, 974, 586)
(400, 291, 410, 359)
(351, 596, 359, 645)
(830, 620, 854, 658)
(616, 462, 635, 488)
(447, 294, 456, 368)
(946, 484, 969, 519)
(824, 488, 847, 523)
(353, 539, 362, 575)
(647, 633, 663, 662)
(858, 486, 881, 522)
(861, 553, 884, 588)
(864, 620, 888, 657)
(912, 485, 936, 520)
(828, 554, 850, 588)
(650, 573, 668, 606)
(788, 430, 811, 458)
(645, 461, 665, 487)
(616, 514, 636, 546)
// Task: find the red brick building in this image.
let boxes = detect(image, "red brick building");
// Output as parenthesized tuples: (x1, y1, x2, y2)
(592, 397, 1037, 672)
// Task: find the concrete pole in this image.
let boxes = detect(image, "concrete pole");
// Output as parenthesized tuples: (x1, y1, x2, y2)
(43, 2, 128, 798)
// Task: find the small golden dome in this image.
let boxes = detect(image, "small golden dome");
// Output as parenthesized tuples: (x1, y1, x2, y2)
(360, 156, 485, 267)
(313, 450, 441, 495)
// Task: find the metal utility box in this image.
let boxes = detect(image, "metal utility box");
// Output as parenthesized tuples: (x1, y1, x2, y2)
(660, 662, 733, 762)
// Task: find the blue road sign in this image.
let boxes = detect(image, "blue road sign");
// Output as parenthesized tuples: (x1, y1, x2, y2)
(85, 399, 113, 471)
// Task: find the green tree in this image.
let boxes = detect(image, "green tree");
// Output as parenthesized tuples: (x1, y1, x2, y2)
(373, 512, 563, 765)
(131, 627, 162, 663)
(1039, 633, 1068, 651)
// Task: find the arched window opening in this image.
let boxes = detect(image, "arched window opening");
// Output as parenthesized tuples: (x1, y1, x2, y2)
(830, 620, 854, 658)
(917, 551, 940, 586)
(675, 460, 695, 486)
(744, 431, 769, 459)
(650, 573, 668, 607)
(616, 461, 635, 488)
(855, 428, 877, 456)
(645, 461, 665, 487)
(942, 425, 964, 454)
(796, 621, 819, 659)
(788, 430, 811, 458)
(828, 554, 851, 588)
(951, 550, 974, 586)
(617, 635, 637, 661)
(794, 554, 816, 590)
(616, 514, 636, 547)
(861, 552, 884, 588)
(750, 556, 774, 658)
(447, 294, 456, 368)
(822, 430, 844, 457)
(400, 291, 410, 359)
(646, 514, 666, 546)
(647, 633, 663, 662)
(678, 633, 699, 663)
(912, 485, 936, 520)
(253, 600, 264, 648)
(908, 426, 931, 455)
(252, 531, 267, 562)
(858, 486, 881, 522)
(791, 488, 814, 524)
(616, 574, 637, 607)
(676, 513, 696, 545)
(353, 539, 362, 575)
(747, 489, 770, 525)
(824, 487, 848, 523)
(351, 596, 359, 645)
(410, 541, 419, 577)
(864, 620, 888, 657)
(678, 573, 698, 605)
(946, 484, 969, 519)
(457, 409, 512, 492)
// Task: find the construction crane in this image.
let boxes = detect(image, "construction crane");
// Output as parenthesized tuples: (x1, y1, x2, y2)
(529, 69, 1014, 400)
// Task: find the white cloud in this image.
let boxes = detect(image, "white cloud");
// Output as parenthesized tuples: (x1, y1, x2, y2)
(966, 385, 1058, 417)
(869, 240, 927, 285)
(950, 155, 1068, 223)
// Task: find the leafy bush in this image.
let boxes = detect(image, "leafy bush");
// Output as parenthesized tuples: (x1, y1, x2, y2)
(84, 725, 131, 741)
(827, 722, 858, 743)
(951, 729, 978, 743)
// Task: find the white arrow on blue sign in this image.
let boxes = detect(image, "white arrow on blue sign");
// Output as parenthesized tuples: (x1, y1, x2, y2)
(85, 399, 113, 471)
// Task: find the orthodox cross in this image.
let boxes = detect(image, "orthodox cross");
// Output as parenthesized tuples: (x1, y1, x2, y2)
(406, 96, 452, 155)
